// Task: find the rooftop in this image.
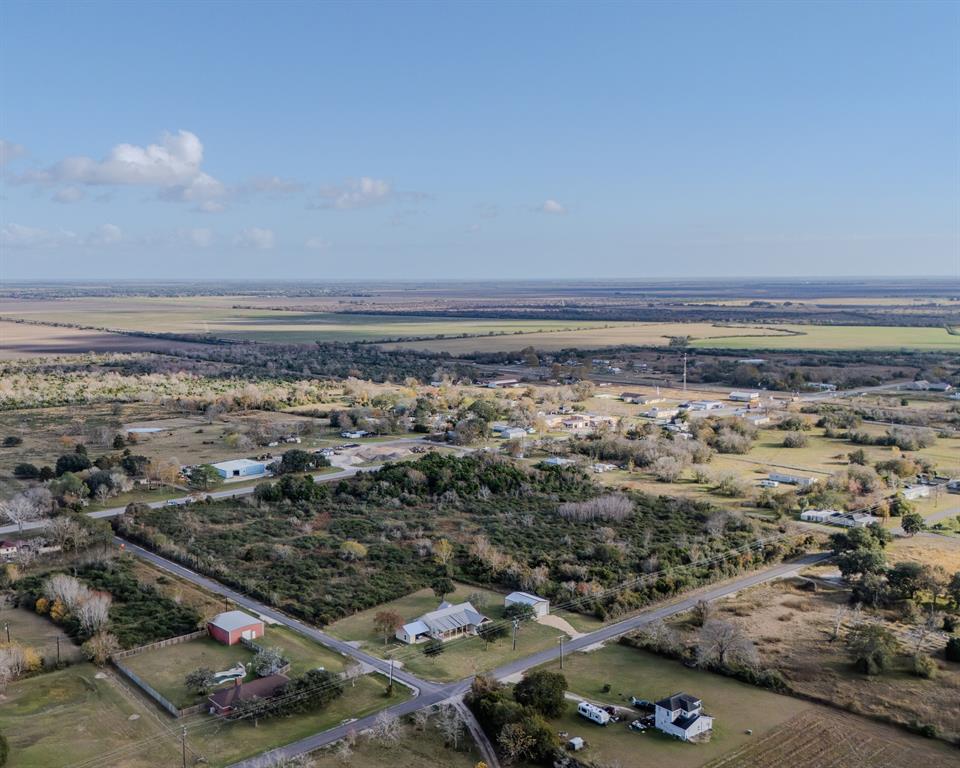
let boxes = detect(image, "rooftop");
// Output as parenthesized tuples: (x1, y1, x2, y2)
(209, 610, 263, 632)
(656, 692, 701, 712)
(208, 674, 288, 709)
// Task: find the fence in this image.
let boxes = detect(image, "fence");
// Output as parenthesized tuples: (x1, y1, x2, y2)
(238, 636, 291, 676)
(111, 629, 208, 660)
(111, 629, 210, 718)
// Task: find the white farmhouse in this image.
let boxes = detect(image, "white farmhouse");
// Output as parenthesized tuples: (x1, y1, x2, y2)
(654, 692, 713, 741)
(768, 472, 819, 488)
(504, 591, 550, 618)
(395, 601, 490, 644)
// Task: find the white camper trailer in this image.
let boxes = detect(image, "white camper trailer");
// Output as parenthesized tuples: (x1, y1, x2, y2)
(577, 701, 610, 725)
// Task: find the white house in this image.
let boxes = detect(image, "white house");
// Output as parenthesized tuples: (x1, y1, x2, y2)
(395, 601, 490, 644)
(687, 400, 724, 411)
(645, 407, 680, 419)
(496, 427, 528, 440)
(903, 484, 931, 501)
(541, 456, 573, 467)
(577, 701, 610, 725)
(504, 591, 550, 618)
(800, 509, 843, 524)
(654, 692, 713, 741)
(729, 391, 760, 402)
(768, 472, 819, 488)
(211, 459, 267, 479)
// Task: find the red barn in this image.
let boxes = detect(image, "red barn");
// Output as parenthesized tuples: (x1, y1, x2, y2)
(208, 610, 265, 646)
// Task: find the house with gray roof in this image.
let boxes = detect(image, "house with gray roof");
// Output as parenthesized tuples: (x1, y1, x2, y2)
(654, 692, 713, 741)
(395, 601, 490, 644)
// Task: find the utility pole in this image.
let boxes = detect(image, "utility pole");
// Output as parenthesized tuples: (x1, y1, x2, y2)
(388, 659, 394, 689)
(558, 636, 565, 669)
(512, 618, 520, 651)
(181, 726, 187, 768)
(4, 623, 8, 643)
(223, 595, 229, 612)
(55, 635, 61, 665)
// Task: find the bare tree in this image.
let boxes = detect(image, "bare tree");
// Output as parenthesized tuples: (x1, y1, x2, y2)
(0, 645, 26, 691)
(1, 493, 45, 533)
(436, 704, 464, 750)
(44, 574, 91, 612)
(697, 619, 757, 669)
(76, 592, 112, 635)
(370, 710, 402, 745)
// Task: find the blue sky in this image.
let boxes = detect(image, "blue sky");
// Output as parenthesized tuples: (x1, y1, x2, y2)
(1, 0, 957, 279)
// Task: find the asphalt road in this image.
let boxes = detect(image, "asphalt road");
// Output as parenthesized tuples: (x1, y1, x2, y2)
(112, 535, 828, 767)
(0, 437, 432, 537)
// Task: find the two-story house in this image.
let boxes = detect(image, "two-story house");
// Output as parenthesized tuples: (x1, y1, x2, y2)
(654, 692, 714, 741)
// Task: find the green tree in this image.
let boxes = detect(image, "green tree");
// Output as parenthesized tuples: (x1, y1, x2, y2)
(503, 602, 535, 622)
(513, 669, 567, 717)
(424, 638, 445, 658)
(901, 512, 925, 536)
(846, 623, 900, 675)
(185, 667, 216, 695)
(431, 577, 454, 600)
(189, 464, 223, 491)
(112, 434, 126, 450)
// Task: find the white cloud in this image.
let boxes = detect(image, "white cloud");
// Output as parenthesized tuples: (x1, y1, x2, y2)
(312, 177, 392, 210)
(540, 199, 566, 215)
(52, 186, 84, 204)
(304, 236, 331, 250)
(0, 223, 75, 248)
(16, 130, 226, 204)
(0, 139, 26, 168)
(235, 227, 275, 250)
(238, 176, 304, 198)
(179, 227, 215, 247)
(85, 223, 123, 247)
(195, 200, 226, 214)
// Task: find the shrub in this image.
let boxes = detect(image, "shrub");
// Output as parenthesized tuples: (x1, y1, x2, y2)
(912, 654, 937, 679)
(782, 431, 809, 448)
(945, 636, 960, 662)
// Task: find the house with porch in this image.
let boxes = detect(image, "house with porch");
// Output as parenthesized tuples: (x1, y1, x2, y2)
(395, 601, 490, 644)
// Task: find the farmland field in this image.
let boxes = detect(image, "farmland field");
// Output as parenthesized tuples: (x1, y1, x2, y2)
(705, 708, 960, 768)
(386, 322, 960, 352)
(0, 297, 619, 343)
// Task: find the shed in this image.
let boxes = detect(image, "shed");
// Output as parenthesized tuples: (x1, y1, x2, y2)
(211, 459, 266, 479)
(505, 591, 550, 618)
(567, 736, 585, 751)
(208, 610, 265, 646)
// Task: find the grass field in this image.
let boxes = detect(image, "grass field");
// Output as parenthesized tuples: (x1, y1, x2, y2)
(121, 627, 348, 708)
(386, 322, 960, 353)
(0, 297, 618, 343)
(327, 582, 571, 682)
(0, 662, 407, 768)
(535, 644, 811, 768)
(309, 715, 481, 768)
(0, 665, 181, 768)
(0, 605, 83, 665)
(705, 708, 960, 768)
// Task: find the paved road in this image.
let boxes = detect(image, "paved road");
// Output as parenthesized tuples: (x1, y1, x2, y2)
(113, 534, 828, 767)
(0, 437, 433, 537)
(117, 537, 433, 696)
(891, 505, 960, 537)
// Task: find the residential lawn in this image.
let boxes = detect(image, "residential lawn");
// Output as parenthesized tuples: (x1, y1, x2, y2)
(0, 664, 181, 768)
(0, 663, 407, 768)
(121, 627, 348, 708)
(327, 582, 507, 648)
(328, 582, 565, 682)
(533, 644, 811, 768)
(398, 618, 561, 682)
(0, 604, 83, 664)
(309, 717, 481, 768)
(186, 673, 408, 767)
